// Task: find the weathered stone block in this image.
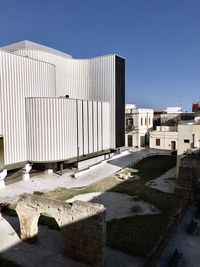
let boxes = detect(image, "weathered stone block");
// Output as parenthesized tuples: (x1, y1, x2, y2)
(16, 193, 106, 267)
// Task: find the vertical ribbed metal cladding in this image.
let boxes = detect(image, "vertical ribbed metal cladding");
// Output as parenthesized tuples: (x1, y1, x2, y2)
(82, 100, 85, 155)
(102, 102, 110, 149)
(87, 100, 89, 154)
(93, 101, 98, 152)
(88, 101, 93, 154)
(77, 100, 83, 156)
(101, 102, 103, 150)
(115, 55, 125, 148)
(0, 53, 2, 136)
(76, 99, 79, 159)
(12, 49, 118, 149)
(25, 97, 110, 162)
(0, 51, 56, 165)
(92, 101, 94, 152)
(26, 98, 77, 162)
(96, 101, 99, 150)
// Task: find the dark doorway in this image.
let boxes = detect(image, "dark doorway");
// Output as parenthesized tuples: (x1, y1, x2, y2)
(128, 135, 133, 147)
(171, 141, 176, 151)
(145, 133, 149, 145)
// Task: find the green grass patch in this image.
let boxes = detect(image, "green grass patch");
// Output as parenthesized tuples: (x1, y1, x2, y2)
(107, 214, 167, 258)
(43, 175, 121, 201)
(132, 155, 176, 182)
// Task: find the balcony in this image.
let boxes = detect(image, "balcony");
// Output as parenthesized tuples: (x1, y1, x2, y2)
(126, 125, 135, 131)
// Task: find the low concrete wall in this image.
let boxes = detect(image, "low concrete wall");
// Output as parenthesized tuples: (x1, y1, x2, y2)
(16, 193, 106, 267)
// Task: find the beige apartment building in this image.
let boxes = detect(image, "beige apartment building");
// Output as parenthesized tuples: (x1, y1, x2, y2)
(150, 121, 200, 155)
(125, 104, 154, 147)
(149, 126, 178, 151)
(177, 123, 200, 155)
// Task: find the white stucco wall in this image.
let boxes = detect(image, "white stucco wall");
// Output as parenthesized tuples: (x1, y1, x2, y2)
(149, 128, 178, 150)
(177, 124, 200, 155)
(193, 125, 200, 148)
(125, 106, 154, 147)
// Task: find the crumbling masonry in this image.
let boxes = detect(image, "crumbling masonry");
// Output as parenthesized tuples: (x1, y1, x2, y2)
(16, 193, 106, 267)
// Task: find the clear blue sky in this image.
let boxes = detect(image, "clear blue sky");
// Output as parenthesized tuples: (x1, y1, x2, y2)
(0, 0, 200, 111)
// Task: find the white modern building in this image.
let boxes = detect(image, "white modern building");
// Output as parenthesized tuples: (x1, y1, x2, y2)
(149, 126, 178, 151)
(125, 104, 153, 147)
(0, 40, 125, 185)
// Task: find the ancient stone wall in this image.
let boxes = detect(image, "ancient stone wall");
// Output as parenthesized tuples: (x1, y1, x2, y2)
(176, 155, 200, 203)
(16, 193, 106, 267)
(190, 159, 200, 181)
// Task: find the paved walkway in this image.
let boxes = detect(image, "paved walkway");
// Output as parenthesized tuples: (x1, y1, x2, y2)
(0, 148, 170, 204)
(0, 163, 121, 203)
(156, 206, 200, 267)
(108, 148, 171, 168)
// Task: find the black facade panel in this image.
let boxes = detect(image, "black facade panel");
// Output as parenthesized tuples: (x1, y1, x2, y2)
(115, 56, 125, 148)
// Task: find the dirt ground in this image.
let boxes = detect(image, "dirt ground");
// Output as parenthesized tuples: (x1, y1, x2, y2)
(0, 214, 144, 267)
(145, 167, 177, 193)
(66, 191, 160, 221)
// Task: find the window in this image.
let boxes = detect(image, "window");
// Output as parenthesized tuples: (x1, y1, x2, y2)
(156, 139, 160, 146)
(126, 117, 134, 127)
(184, 139, 190, 143)
(128, 118, 133, 126)
(145, 118, 147, 125)
(149, 118, 151, 125)
(141, 118, 143, 126)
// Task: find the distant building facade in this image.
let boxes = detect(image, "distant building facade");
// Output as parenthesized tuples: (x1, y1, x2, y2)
(125, 104, 153, 147)
(177, 122, 200, 155)
(150, 107, 195, 153)
(150, 117, 200, 154)
(149, 126, 178, 151)
(192, 102, 200, 112)
(153, 107, 194, 128)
